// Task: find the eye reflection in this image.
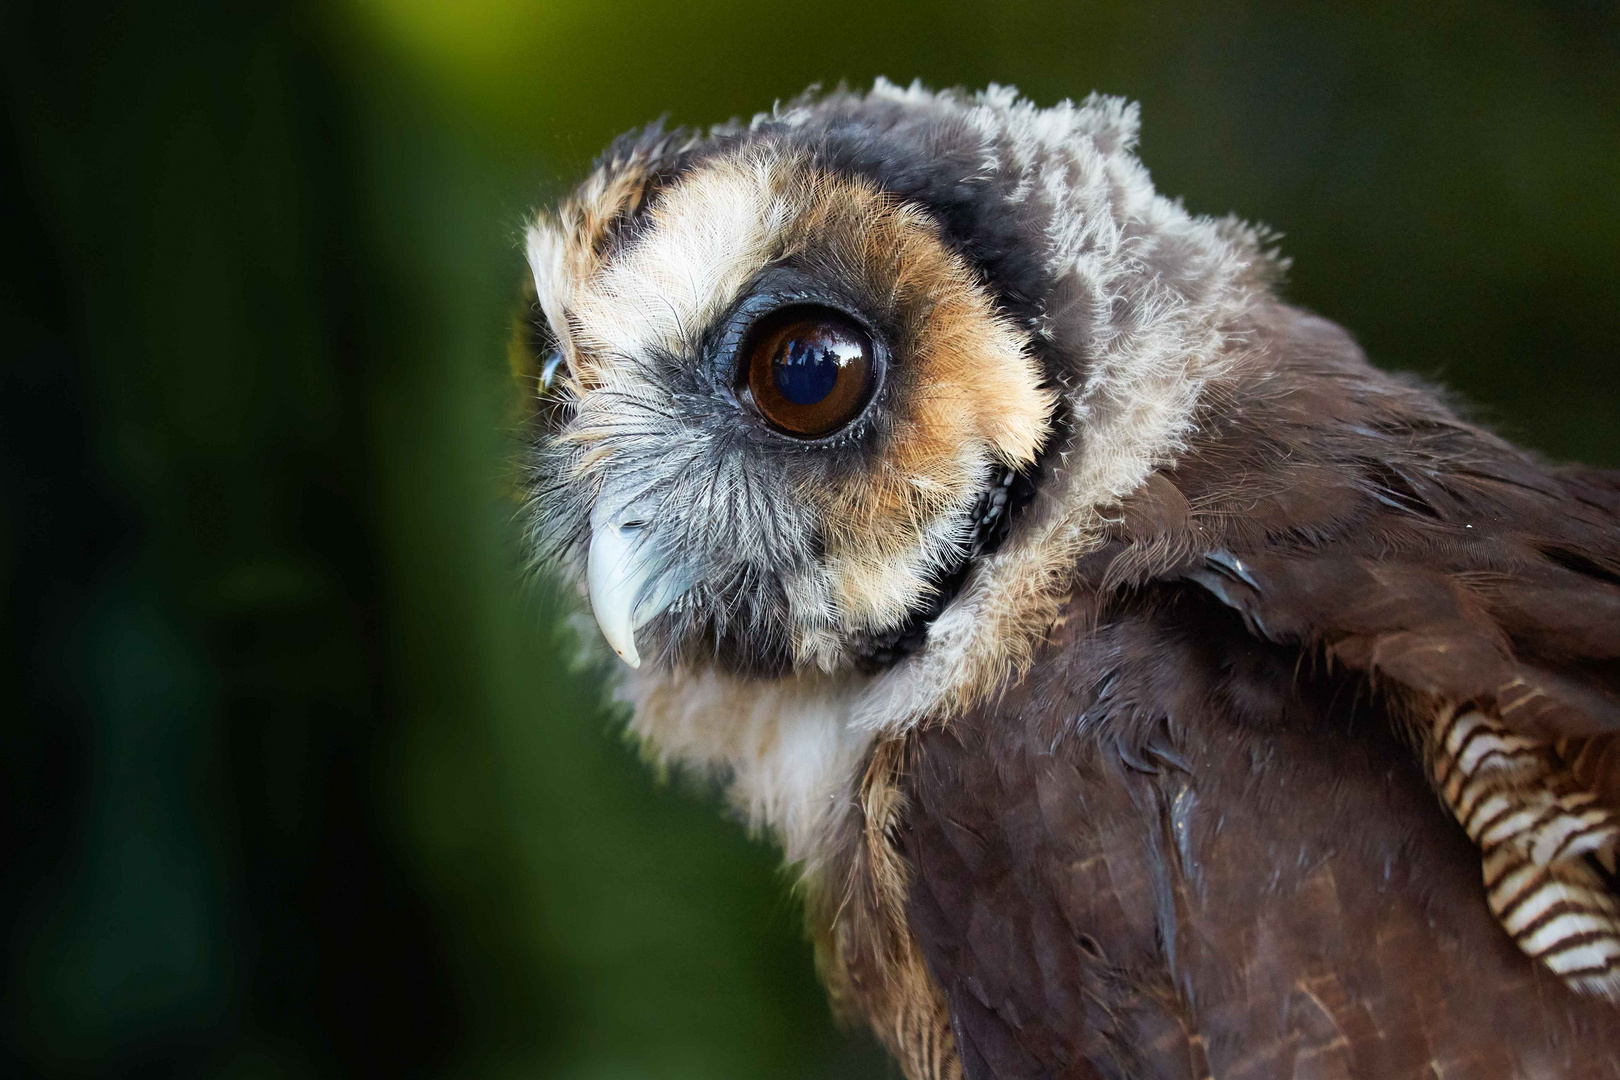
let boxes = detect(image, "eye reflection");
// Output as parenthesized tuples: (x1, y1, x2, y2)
(743, 306, 875, 437)
(772, 329, 862, 406)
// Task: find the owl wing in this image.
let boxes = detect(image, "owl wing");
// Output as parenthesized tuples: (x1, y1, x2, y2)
(903, 587, 1620, 1080)
(897, 304, 1620, 1079)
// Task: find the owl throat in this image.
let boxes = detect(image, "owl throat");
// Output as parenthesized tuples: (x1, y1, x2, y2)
(850, 460, 1043, 672)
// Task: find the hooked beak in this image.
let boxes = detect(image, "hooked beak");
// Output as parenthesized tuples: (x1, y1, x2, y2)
(586, 498, 689, 668)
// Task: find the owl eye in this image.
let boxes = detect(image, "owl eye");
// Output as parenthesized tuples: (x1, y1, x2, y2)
(741, 306, 876, 438)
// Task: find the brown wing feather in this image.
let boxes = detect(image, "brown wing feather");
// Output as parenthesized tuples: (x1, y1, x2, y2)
(903, 587, 1620, 1080)
(1110, 303, 1620, 998)
(1127, 304, 1620, 738)
(900, 302, 1620, 1077)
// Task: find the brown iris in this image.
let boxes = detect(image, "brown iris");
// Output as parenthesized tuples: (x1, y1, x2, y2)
(742, 306, 875, 437)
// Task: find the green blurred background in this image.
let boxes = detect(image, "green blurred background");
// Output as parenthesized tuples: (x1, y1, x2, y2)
(2, 1, 1616, 1077)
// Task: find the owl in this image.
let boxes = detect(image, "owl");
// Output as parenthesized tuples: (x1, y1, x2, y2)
(519, 82, 1620, 1079)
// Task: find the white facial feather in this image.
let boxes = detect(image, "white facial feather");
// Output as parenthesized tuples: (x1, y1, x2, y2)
(573, 153, 799, 362)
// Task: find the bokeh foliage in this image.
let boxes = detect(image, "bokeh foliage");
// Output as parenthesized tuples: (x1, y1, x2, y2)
(2, 1, 1616, 1078)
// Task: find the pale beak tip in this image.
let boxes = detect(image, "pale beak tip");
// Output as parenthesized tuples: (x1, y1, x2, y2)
(590, 598, 643, 669)
(588, 499, 686, 673)
(587, 517, 650, 670)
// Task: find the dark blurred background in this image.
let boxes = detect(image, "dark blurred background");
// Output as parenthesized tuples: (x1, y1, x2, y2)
(2, 1, 1616, 1077)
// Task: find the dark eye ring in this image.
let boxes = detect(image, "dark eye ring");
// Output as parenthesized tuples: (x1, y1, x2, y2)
(738, 305, 877, 438)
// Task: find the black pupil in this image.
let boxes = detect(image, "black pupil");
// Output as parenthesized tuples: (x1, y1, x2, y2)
(771, 328, 860, 406)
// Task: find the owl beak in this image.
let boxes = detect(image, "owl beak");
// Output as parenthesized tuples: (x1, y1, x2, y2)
(586, 499, 688, 669)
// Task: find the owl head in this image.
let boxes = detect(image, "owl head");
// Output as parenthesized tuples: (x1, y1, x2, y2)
(522, 81, 1273, 712)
